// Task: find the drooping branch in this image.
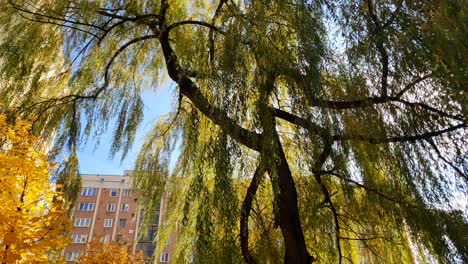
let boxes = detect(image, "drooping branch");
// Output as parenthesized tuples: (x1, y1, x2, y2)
(14, 11, 100, 38)
(20, 35, 158, 121)
(366, 0, 389, 96)
(321, 170, 411, 205)
(89, 34, 159, 98)
(394, 98, 463, 121)
(334, 123, 466, 144)
(7, 0, 106, 31)
(425, 139, 468, 181)
(209, 0, 228, 63)
(320, 183, 342, 264)
(240, 163, 265, 264)
(312, 137, 343, 264)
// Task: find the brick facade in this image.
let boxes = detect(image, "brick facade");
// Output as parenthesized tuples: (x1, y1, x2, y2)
(64, 171, 176, 263)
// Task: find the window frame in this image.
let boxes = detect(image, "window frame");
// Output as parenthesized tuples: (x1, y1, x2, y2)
(121, 203, 129, 212)
(123, 189, 131, 197)
(160, 253, 169, 263)
(78, 202, 94, 211)
(65, 252, 81, 261)
(104, 218, 113, 227)
(81, 188, 96, 196)
(100, 235, 111, 243)
(74, 218, 91, 227)
(71, 234, 88, 244)
(107, 203, 116, 212)
(119, 218, 127, 228)
(110, 189, 119, 197)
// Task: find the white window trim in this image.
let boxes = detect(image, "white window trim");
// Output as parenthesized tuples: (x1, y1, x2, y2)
(121, 203, 129, 212)
(79, 202, 94, 211)
(107, 203, 116, 212)
(104, 219, 113, 227)
(81, 188, 96, 196)
(110, 189, 119, 197)
(72, 234, 88, 244)
(123, 189, 131, 197)
(160, 253, 169, 263)
(74, 218, 91, 227)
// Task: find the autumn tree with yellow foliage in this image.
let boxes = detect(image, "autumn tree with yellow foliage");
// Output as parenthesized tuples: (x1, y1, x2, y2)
(0, 107, 70, 263)
(77, 240, 144, 264)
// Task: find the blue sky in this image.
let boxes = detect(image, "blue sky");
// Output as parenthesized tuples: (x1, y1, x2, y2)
(77, 83, 176, 175)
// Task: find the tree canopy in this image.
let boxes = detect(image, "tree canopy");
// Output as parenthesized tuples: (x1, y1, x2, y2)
(0, 0, 466, 263)
(0, 106, 70, 263)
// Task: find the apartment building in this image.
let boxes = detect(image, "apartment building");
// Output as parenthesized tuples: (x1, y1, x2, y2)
(64, 171, 176, 263)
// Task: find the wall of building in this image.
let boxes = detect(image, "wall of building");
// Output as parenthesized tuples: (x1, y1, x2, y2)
(64, 171, 177, 263)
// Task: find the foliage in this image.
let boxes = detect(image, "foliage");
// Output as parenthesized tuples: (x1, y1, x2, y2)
(0, 0, 467, 263)
(0, 106, 70, 263)
(76, 240, 145, 264)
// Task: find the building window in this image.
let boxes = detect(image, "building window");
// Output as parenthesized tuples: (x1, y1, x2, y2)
(116, 235, 123, 243)
(71, 234, 87, 244)
(100, 235, 111, 243)
(78, 202, 94, 211)
(65, 252, 81, 261)
(110, 189, 118, 197)
(81, 188, 96, 196)
(137, 243, 154, 258)
(119, 219, 127, 228)
(123, 189, 131, 197)
(121, 203, 129, 212)
(160, 253, 169, 263)
(104, 219, 113, 227)
(107, 203, 116, 212)
(359, 257, 369, 264)
(74, 218, 91, 227)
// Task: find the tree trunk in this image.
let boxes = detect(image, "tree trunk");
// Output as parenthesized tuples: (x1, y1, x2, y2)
(272, 134, 314, 263)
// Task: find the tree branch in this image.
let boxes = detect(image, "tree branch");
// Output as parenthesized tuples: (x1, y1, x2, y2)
(395, 74, 432, 98)
(334, 123, 466, 144)
(14, 11, 99, 39)
(240, 163, 265, 264)
(425, 139, 468, 181)
(7, 0, 106, 31)
(155, 23, 262, 151)
(166, 20, 222, 33)
(90, 34, 159, 98)
(395, 98, 463, 121)
(312, 139, 343, 264)
(270, 107, 328, 137)
(209, 0, 228, 63)
(322, 170, 410, 205)
(366, 0, 389, 96)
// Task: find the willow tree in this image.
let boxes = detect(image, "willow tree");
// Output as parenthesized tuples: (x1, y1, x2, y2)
(0, 0, 466, 263)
